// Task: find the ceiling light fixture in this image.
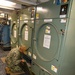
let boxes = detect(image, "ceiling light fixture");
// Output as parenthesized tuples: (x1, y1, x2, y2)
(0, 0, 17, 10)
(0, 5, 14, 10)
(0, 0, 16, 7)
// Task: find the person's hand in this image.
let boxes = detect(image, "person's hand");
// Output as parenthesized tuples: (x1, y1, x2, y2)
(21, 59, 26, 62)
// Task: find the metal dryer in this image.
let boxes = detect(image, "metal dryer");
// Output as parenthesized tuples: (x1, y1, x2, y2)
(11, 11, 20, 48)
(19, 7, 35, 58)
(32, 0, 75, 75)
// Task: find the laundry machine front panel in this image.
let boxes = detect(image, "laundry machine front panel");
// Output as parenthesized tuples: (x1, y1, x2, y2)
(11, 22, 19, 48)
(32, 19, 67, 75)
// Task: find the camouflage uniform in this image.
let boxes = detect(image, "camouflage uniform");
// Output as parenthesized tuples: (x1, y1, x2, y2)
(5, 47, 23, 72)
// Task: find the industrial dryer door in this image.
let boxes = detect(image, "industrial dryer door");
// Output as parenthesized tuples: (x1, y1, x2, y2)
(32, 19, 66, 75)
(19, 21, 32, 47)
(19, 20, 34, 58)
(34, 22, 60, 61)
(11, 23, 18, 47)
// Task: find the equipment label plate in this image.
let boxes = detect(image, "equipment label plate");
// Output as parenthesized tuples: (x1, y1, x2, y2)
(43, 34, 51, 49)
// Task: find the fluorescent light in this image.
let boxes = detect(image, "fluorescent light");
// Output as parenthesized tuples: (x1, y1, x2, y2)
(0, 5, 14, 10)
(0, 0, 21, 10)
(0, 13, 4, 16)
(37, 7, 48, 12)
(0, 13, 4, 18)
(0, 0, 16, 10)
(37, 7, 43, 11)
(0, 0, 16, 7)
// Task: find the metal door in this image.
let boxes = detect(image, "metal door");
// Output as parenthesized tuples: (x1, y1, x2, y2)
(11, 22, 18, 48)
(19, 20, 34, 57)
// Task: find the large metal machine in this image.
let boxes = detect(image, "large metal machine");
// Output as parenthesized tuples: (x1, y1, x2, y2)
(19, 7, 35, 58)
(2, 24, 11, 50)
(0, 18, 11, 50)
(11, 22, 19, 48)
(11, 11, 19, 48)
(31, 0, 75, 75)
(10, 0, 75, 74)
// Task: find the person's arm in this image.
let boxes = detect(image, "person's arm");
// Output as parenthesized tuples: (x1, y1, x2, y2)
(5, 51, 15, 68)
(11, 51, 21, 66)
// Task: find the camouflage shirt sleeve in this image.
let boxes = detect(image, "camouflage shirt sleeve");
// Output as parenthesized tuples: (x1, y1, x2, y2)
(6, 48, 21, 68)
(12, 49, 21, 66)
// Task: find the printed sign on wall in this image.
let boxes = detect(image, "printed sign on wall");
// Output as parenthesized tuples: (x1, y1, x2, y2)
(43, 34, 51, 49)
(24, 31, 28, 41)
(14, 30, 17, 38)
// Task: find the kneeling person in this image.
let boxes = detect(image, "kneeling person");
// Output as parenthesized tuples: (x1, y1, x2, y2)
(5, 45, 27, 73)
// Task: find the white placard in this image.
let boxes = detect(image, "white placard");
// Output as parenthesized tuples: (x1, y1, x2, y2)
(24, 31, 28, 41)
(43, 34, 51, 49)
(46, 26, 50, 29)
(28, 52, 31, 56)
(14, 30, 17, 38)
(33, 54, 37, 59)
(60, 15, 66, 18)
(61, 19, 66, 23)
(24, 20, 28, 23)
(45, 29, 50, 34)
(44, 19, 53, 22)
(51, 65, 58, 73)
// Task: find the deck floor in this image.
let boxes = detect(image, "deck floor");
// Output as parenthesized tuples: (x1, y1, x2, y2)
(0, 47, 9, 75)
